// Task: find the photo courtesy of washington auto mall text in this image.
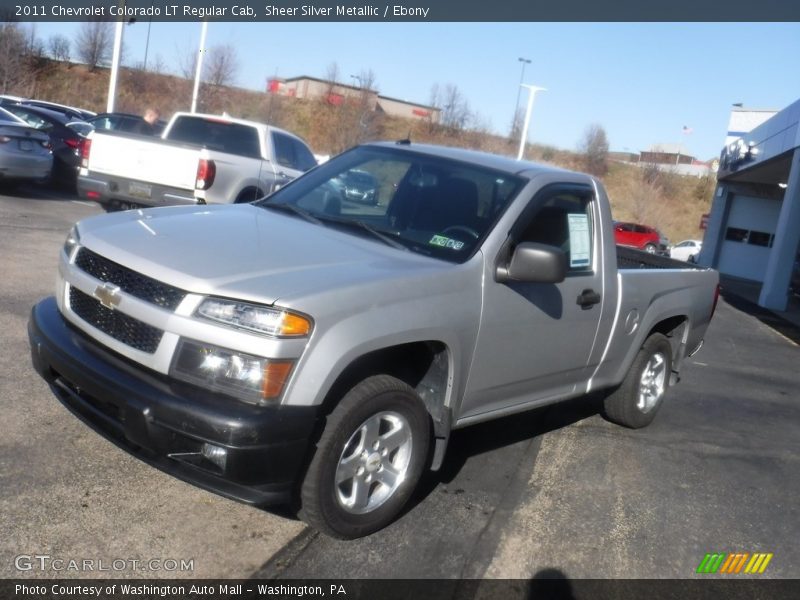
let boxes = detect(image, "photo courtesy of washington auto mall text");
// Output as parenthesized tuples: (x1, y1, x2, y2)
(13, 583, 349, 598)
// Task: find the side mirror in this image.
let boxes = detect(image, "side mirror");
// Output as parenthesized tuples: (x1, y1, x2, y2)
(496, 242, 567, 284)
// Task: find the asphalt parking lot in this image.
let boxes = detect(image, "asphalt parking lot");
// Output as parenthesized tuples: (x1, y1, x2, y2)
(1, 187, 798, 581)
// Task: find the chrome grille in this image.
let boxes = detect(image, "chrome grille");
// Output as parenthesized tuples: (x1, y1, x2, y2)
(68, 286, 164, 353)
(74, 248, 187, 310)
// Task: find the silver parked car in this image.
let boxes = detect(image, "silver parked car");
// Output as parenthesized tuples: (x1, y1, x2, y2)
(0, 107, 53, 185)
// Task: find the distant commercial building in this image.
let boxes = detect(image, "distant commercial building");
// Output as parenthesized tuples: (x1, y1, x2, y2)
(697, 100, 800, 310)
(374, 94, 439, 122)
(640, 143, 696, 166)
(267, 76, 440, 123)
(638, 143, 715, 177)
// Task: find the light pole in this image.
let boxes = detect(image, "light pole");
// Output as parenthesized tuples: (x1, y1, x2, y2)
(106, 20, 125, 113)
(513, 57, 531, 132)
(190, 21, 208, 114)
(517, 84, 546, 161)
(142, 2, 154, 71)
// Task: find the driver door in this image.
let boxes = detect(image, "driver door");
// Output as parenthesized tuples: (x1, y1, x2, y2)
(459, 183, 606, 420)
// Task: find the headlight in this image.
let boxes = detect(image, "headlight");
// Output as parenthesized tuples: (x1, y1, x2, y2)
(171, 339, 294, 404)
(196, 298, 312, 337)
(63, 225, 80, 257)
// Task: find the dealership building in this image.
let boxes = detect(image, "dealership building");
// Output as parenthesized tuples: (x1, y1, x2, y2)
(697, 99, 800, 311)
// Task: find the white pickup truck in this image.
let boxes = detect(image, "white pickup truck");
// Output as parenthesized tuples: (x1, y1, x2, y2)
(77, 112, 317, 210)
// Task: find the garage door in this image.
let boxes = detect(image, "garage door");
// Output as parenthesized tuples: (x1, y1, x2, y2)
(717, 194, 782, 282)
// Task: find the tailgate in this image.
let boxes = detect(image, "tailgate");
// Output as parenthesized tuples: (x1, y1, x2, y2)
(87, 131, 199, 191)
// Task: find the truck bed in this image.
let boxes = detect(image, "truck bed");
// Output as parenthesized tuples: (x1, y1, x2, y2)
(616, 245, 702, 270)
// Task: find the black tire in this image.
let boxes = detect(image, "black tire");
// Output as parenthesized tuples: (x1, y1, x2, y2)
(299, 375, 431, 539)
(644, 243, 657, 254)
(603, 333, 672, 429)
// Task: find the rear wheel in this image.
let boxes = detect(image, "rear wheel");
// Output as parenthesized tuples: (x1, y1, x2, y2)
(299, 375, 430, 539)
(603, 333, 672, 428)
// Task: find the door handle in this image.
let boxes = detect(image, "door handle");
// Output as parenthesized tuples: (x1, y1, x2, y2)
(577, 289, 601, 308)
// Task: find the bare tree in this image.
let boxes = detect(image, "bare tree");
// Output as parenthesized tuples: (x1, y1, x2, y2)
(204, 44, 238, 87)
(75, 21, 112, 71)
(631, 175, 665, 225)
(329, 68, 380, 152)
(436, 83, 471, 131)
(428, 83, 440, 108)
(508, 107, 524, 141)
(23, 24, 44, 58)
(324, 61, 340, 96)
(0, 22, 27, 92)
(48, 34, 70, 63)
(176, 43, 197, 79)
(579, 124, 610, 177)
(352, 68, 378, 138)
(148, 53, 167, 75)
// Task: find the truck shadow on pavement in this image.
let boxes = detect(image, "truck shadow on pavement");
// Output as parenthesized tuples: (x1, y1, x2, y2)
(404, 391, 607, 517)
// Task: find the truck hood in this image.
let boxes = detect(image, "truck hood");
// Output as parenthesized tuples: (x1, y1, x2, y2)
(77, 204, 447, 306)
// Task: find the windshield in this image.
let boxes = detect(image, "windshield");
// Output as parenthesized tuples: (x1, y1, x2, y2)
(256, 146, 525, 263)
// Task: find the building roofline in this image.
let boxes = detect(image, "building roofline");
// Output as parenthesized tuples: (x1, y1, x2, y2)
(281, 75, 378, 94)
(376, 94, 439, 112)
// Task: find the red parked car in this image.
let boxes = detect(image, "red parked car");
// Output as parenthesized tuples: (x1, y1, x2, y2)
(614, 221, 666, 254)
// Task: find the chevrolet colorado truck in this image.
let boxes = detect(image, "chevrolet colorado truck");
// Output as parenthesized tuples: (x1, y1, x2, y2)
(77, 112, 316, 211)
(29, 142, 719, 538)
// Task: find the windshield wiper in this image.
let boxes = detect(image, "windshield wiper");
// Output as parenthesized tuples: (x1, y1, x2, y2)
(315, 215, 409, 252)
(259, 202, 321, 225)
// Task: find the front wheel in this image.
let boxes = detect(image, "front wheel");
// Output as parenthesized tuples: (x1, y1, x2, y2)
(602, 333, 672, 428)
(644, 243, 657, 254)
(299, 375, 431, 539)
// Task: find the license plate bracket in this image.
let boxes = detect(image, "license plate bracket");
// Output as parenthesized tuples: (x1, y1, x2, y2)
(128, 182, 152, 200)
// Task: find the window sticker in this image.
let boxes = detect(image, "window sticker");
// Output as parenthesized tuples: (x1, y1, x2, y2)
(567, 214, 591, 268)
(429, 235, 465, 250)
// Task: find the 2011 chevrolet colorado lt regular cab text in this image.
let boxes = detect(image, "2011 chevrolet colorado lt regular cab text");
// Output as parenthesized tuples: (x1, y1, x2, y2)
(29, 142, 719, 538)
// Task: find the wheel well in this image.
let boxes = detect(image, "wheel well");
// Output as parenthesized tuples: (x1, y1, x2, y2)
(647, 315, 688, 370)
(321, 342, 450, 432)
(235, 186, 264, 203)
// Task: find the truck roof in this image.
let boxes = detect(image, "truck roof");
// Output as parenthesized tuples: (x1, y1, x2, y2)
(169, 111, 305, 141)
(365, 141, 580, 180)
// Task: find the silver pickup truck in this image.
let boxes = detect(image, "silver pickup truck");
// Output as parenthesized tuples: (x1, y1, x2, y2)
(29, 142, 719, 538)
(77, 112, 316, 210)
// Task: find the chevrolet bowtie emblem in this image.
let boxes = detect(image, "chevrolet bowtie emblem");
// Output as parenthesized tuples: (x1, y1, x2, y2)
(94, 282, 121, 310)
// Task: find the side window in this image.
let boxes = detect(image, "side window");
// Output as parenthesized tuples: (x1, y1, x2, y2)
(272, 132, 296, 169)
(92, 117, 113, 130)
(518, 191, 594, 273)
(290, 137, 317, 171)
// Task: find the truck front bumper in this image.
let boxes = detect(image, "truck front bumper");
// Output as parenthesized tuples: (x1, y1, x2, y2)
(28, 297, 318, 507)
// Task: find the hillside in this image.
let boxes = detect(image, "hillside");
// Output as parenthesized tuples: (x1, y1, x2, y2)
(17, 61, 713, 243)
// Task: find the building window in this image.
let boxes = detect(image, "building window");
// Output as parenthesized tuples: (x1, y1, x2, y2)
(725, 227, 749, 243)
(748, 231, 773, 247)
(724, 227, 774, 247)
